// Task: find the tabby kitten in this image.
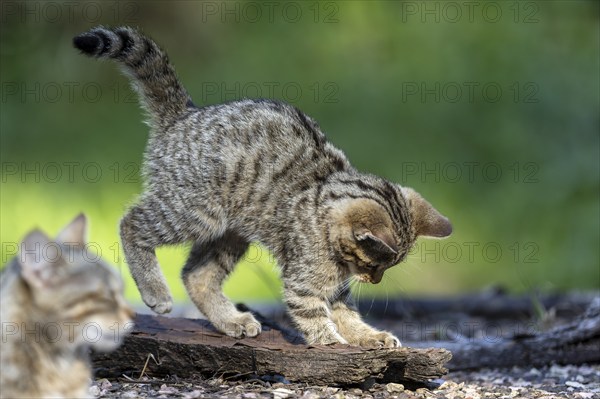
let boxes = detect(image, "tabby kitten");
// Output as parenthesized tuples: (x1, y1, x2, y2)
(73, 26, 452, 348)
(0, 215, 133, 399)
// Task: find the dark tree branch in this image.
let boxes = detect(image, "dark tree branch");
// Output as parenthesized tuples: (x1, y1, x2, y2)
(411, 297, 600, 370)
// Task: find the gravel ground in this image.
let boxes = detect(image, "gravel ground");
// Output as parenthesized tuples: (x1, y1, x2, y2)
(90, 364, 600, 399)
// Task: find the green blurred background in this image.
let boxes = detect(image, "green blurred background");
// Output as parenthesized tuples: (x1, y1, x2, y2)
(1, 1, 598, 305)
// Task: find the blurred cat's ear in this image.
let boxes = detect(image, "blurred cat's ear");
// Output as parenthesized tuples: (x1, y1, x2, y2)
(347, 199, 400, 262)
(56, 213, 88, 248)
(401, 187, 452, 238)
(355, 227, 399, 256)
(19, 229, 60, 288)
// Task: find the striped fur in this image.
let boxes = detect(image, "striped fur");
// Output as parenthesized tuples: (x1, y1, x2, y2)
(0, 215, 133, 399)
(74, 26, 452, 347)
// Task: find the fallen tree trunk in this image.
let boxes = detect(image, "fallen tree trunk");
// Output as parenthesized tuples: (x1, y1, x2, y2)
(93, 295, 599, 383)
(357, 289, 595, 319)
(92, 315, 451, 386)
(410, 297, 600, 370)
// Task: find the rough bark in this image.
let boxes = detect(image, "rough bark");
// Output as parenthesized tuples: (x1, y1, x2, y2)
(92, 295, 599, 383)
(92, 314, 451, 386)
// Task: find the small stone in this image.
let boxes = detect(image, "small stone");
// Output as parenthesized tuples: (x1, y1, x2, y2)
(575, 393, 595, 399)
(566, 381, 585, 389)
(184, 391, 203, 399)
(386, 383, 405, 393)
(272, 383, 287, 389)
(464, 387, 481, 399)
(439, 381, 458, 389)
(300, 392, 320, 399)
(273, 388, 295, 399)
(549, 365, 569, 378)
(578, 366, 596, 376)
(94, 378, 111, 390)
(88, 385, 101, 397)
(158, 384, 179, 394)
(121, 391, 139, 398)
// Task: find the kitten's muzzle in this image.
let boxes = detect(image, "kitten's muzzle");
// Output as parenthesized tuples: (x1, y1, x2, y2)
(356, 273, 382, 284)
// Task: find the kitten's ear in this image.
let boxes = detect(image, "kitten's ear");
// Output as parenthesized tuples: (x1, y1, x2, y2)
(56, 213, 88, 248)
(354, 227, 399, 256)
(401, 187, 452, 238)
(19, 229, 60, 288)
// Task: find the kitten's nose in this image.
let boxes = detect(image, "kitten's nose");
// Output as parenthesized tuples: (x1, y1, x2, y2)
(371, 271, 383, 284)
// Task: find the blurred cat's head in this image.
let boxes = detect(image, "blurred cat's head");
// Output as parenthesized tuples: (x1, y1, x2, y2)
(17, 214, 134, 351)
(329, 186, 452, 284)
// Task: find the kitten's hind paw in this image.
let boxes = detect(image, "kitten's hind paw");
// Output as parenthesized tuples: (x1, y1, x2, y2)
(222, 312, 262, 338)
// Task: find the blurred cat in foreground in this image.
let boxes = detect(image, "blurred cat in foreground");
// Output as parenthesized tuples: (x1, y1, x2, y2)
(0, 214, 134, 399)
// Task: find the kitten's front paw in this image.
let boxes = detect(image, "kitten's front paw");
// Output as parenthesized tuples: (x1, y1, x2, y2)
(305, 325, 349, 346)
(349, 330, 401, 348)
(142, 291, 173, 314)
(222, 312, 262, 338)
(310, 335, 348, 346)
(152, 300, 173, 314)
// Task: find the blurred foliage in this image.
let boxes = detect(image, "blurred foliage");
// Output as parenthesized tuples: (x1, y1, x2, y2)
(1, 1, 598, 304)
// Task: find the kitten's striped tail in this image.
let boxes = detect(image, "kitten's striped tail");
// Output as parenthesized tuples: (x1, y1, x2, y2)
(73, 26, 193, 126)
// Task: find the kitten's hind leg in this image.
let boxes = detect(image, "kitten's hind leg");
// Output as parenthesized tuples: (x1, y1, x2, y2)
(120, 203, 179, 314)
(182, 232, 261, 338)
